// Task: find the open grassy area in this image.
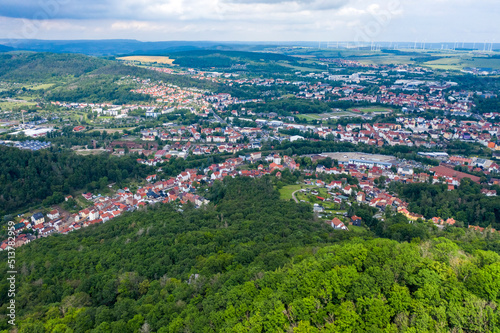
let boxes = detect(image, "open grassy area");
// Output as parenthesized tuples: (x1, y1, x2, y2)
(118, 56, 175, 65)
(0, 100, 37, 110)
(278, 62, 323, 72)
(295, 114, 321, 121)
(279, 184, 316, 200)
(422, 55, 500, 71)
(22, 83, 55, 90)
(349, 107, 393, 113)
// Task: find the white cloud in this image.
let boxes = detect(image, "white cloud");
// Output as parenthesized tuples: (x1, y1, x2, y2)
(0, 0, 498, 42)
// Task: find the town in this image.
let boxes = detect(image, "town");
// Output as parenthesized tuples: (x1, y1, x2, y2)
(1, 49, 500, 251)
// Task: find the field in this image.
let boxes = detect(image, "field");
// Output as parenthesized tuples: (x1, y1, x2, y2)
(278, 62, 323, 72)
(0, 99, 37, 110)
(295, 114, 322, 121)
(422, 56, 500, 71)
(296, 110, 362, 122)
(117, 56, 175, 65)
(22, 83, 55, 90)
(349, 107, 393, 113)
(279, 184, 316, 200)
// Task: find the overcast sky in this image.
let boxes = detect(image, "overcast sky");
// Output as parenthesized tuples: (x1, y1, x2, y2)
(0, 0, 498, 42)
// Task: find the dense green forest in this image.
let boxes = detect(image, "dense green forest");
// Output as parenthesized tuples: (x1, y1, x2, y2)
(2, 177, 500, 332)
(0, 53, 109, 82)
(243, 98, 332, 115)
(474, 96, 500, 114)
(392, 179, 500, 228)
(0, 146, 152, 216)
(45, 76, 151, 105)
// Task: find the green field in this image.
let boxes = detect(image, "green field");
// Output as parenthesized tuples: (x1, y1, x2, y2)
(0, 100, 37, 110)
(279, 184, 316, 200)
(295, 114, 322, 121)
(349, 107, 393, 113)
(278, 62, 323, 72)
(422, 55, 500, 71)
(22, 83, 55, 90)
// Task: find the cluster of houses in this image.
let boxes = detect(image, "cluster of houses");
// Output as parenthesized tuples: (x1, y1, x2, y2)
(0, 163, 213, 250)
(3, 144, 499, 250)
(275, 117, 500, 151)
(131, 83, 211, 116)
(309, 153, 497, 227)
(0, 151, 299, 250)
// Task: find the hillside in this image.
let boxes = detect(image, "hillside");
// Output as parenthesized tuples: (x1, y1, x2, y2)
(0, 146, 153, 216)
(0, 52, 221, 103)
(0, 53, 110, 82)
(1, 177, 500, 332)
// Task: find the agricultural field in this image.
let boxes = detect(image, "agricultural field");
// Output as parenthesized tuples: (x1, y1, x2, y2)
(117, 56, 175, 65)
(421, 54, 500, 71)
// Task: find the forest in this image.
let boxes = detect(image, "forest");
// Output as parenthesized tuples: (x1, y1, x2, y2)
(45, 77, 151, 105)
(0, 53, 110, 82)
(1, 177, 500, 332)
(392, 179, 500, 228)
(0, 146, 153, 216)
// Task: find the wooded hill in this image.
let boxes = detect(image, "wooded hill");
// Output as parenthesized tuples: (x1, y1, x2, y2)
(0, 146, 153, 216)
(1, 177, 500, 332)
(0, 52, 221, 104)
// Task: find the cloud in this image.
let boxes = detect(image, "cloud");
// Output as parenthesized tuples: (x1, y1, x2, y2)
(0, 0, 498, 42)
(0, 0, 351, 21)
(225, 0, 349, 10)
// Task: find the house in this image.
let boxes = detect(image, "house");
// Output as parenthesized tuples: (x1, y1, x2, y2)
(47, 210, 60, 220)
(329, 218, 348, 230)
(89, 210, 100, 221)
(82, 193, 93, 200)
(351, 215, 362, 226)
(481, 189, 497, 196)
(31, 212, 44, 225)
(146, 174, 157, 183)
(313, 204, 324, 213)
(356, 192, 366, 203)
(397, 167, 414, 176)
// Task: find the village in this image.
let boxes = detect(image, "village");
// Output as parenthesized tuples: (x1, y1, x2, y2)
(2, 140, 499, 251)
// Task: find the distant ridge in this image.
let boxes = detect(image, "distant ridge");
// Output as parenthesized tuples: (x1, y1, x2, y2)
(0, 39, 274, 56)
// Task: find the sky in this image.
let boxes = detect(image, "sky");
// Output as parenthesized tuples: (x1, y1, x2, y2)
(0, 0, 498, 42)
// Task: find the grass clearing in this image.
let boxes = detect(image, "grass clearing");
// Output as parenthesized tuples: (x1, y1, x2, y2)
(295, 114, 321, 121)
(22, 83, 55, 90)
(0, 100, 37, 110)
(279, 184, 316, 200)
(349, 107, 393, 113)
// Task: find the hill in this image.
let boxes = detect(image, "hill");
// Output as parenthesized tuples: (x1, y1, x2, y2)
(166, 49, 298, 70)
(0, 52, 221, 103)
(0, 146, 153, 216)
(0, 40, 280, 57)
(1, 177, 500, 332)
(0, 52, 110, 82)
